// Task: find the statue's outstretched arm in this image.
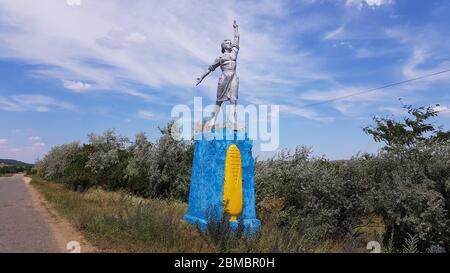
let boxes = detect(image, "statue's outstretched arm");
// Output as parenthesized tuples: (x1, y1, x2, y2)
(196, 57, 220, 86)
(233, 20, 239, 49)
(196, 70, 211, 86)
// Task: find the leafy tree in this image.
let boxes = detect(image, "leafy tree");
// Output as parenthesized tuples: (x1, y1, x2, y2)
(85, 129, 130, 189)
(364, 103, 450, 150)
(125, 122, 193, 200)
(62, 144, 95, 191)
(35, 142, 82, 181)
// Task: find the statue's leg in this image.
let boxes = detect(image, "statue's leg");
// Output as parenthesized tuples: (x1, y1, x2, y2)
(227, 75, 238, 126)
(205, 101, 223, 129)
(227, 99, 237, 126)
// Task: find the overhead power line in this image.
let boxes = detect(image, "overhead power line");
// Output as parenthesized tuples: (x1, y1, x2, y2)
(302, 68, 450, 108)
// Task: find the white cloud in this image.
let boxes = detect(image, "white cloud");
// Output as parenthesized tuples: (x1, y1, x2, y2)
(31, 142, 46, 150)
(0, 139, 8, 145)
(280, 104, 333, 122)
(0, 0, 334, 117)
(7, 148, 22, 153)
(297, 82, 400, 117)
(31, 142, 46, 151)
(346, 0, 394, 8)
(96, 28, 147, 50)
(324, 25, 345, 40)
(63, 80, 92, 92)
(332, 41, 353, 49)
(124, 32, 147, 44)
(28, 136, 42, 142)
(403, 48, 450, 81)
(300, 87, 383, 103)
(378, 106, 407, 116)
(0, 95, 75, 112)
(66, 0, 81, 6)
(137, 110, 161, 120)
(433, 105, 450, 116)
(355, 48, 373, 58)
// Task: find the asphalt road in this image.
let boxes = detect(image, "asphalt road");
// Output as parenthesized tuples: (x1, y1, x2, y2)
(0, 174, 60, 253)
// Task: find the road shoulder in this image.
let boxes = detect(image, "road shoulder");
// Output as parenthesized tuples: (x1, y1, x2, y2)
(23, 175, 97, 253)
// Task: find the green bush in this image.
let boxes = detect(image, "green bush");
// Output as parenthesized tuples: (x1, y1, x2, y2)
(125, 122, 193, 200)
(33, 105, 450, 252)
(35, 123, 193, 201)
(255, 147, 370, 240)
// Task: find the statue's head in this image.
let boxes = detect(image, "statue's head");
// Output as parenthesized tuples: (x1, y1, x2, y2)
(221, 40, 232, 53)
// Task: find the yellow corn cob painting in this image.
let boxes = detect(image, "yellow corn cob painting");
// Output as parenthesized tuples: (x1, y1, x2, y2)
(223, 144, 243, 221)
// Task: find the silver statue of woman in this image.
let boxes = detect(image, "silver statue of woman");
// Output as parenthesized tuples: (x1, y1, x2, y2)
(196, 20, 240, 130)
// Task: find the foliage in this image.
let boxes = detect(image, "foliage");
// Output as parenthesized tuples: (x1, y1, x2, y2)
(85, 130, 130, 189)
(125, 122, 193, 200)
(197, 208, 246, 252)
(0, 159, 33, 167)
(0, 164, 32, 175)
(35, 123, 193, 200)
(33, 104, 450, 253)
(255, 147, 370, 240)
(363, 103, 450, 150)
(35, 142, 82, 181)
(31, 176, 354, 253)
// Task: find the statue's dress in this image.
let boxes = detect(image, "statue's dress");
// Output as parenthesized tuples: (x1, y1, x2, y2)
(209, 44, 239, 102)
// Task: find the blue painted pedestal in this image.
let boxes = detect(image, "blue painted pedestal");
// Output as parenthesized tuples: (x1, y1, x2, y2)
(184, 128, 261, 234)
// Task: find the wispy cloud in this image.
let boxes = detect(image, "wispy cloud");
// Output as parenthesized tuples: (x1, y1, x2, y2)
(324, 25, 345, 40)
(28, 136, 42, 142)
(0, 95, 75, 112)
(280, 104, 334, 122)
(403, 48, 450, 81)
(31, 142, 46, 150)
(0, 0, 335, 119)
(63, 80, 92, 92)
(7, 148, 22, 153)
(378, 106, 408, 116)
(346, 0, 395, 9)
(0, 139, 8, 146)
(433, 105, 450, 116)
(137, 110, 161, 121)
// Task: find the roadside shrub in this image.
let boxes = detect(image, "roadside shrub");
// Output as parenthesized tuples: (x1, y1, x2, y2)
(255, 146, 370, 240)
(33, 105, 450, 252)
(125, 122, 193, 200)
(85, 129, 130, 190)
(255, 143, 450, 252)
(372, 144, 450, 251)
(35, 142, 82, 181)
(36, 122, 193, 201)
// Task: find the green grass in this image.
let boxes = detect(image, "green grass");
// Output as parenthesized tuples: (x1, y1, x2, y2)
(0, 173, 14, 177)
(31, 176, 212, 252)
(30, 176, 382, 253)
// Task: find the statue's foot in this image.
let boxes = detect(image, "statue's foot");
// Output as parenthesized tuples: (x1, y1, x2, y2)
(203, 120, 215, 131)
(226, 120, 242, 131)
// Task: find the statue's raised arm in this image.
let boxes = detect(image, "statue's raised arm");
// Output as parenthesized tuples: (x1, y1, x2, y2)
(233, 20, 239, 50)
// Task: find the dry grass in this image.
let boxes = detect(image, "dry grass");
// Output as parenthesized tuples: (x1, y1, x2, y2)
(31, 176, 210, 252)
(30, 176, 384, 253)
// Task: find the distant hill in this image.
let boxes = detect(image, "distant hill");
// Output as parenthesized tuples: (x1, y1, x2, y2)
(0, 159, 33, 167)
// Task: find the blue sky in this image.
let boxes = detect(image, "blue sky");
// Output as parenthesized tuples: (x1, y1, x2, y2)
(1, 0, 450, 163)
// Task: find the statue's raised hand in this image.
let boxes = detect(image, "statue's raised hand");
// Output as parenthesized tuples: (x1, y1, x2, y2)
(233, 20, 238, 29)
